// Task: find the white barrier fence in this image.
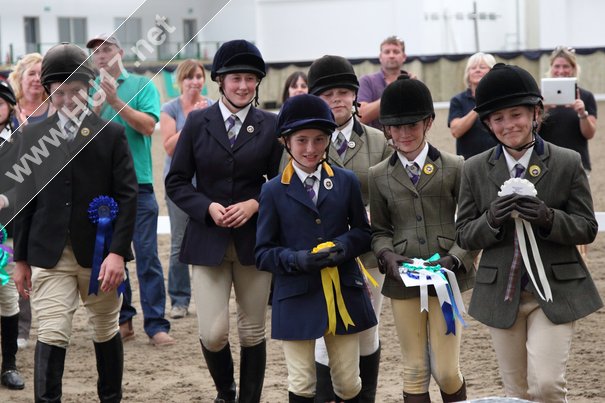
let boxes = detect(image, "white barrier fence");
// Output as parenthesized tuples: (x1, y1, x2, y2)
(156, 213, 605, 235)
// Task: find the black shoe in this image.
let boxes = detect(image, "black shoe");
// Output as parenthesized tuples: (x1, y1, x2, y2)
(1, 369, 25, 390)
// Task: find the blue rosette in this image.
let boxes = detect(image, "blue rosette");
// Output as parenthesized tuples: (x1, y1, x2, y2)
(88, 196, 122, 295)
(0, 225, 12, 286)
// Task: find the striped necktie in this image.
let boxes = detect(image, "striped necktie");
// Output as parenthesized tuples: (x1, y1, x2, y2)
(226, 114, 239, 147)
(504, 163, 526, 302)
(333, 131, 348, 159)
(64, 119, 78, 141)
(406, 163, 420, 185)
(304, 175, 317, 204)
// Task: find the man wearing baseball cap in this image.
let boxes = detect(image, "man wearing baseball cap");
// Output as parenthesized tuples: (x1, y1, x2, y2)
(86, 33, 174, 347)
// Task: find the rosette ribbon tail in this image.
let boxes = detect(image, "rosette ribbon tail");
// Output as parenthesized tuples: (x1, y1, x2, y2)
(515, 217, 553, 302)
(0, 246, 13, 286)
(87, 196, 119, 296)
(313, 242, 355, 336)
(89, 216, 113, 295)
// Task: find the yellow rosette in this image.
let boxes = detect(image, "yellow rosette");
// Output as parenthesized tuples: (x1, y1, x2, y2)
(312, 241, 355, 335)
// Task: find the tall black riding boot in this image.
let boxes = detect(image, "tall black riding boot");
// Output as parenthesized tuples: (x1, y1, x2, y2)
(34, 341, 66, 403)
(314, 361, 335, 402)
(440, 379, 466, 402)
(1, 314, 24, 389)
(289, 391, 315, 402)
(200, 340, 236, 403)
(94, 333, 123, 403)
(358, 344, 380, 402)
(239, 340, 266, 403)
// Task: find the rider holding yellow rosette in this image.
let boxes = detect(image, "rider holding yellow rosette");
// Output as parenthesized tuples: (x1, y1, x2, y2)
(255, 94, 377, 402)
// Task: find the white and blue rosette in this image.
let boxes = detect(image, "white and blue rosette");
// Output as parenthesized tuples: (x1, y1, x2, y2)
(87, 196, 123, 295)
(498, 178, 553, 302)
(399, 253, 467, 335)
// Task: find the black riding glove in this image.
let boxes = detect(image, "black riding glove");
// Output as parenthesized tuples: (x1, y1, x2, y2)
(377, 249, 412, 284)
(292, 250, 332, 273)
(515, 195, 554, 231)
(487, 193, 519, 228)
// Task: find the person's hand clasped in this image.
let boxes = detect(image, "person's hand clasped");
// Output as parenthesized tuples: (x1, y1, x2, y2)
(208, 202, 227, 227)
(222, 199, 259, 228)
(486, 193, 519, 228)
(515, 195, 554, 230)
(377, 249, 412, 284)
(293, 250, 332, 273)
(325, 243, 347, 267)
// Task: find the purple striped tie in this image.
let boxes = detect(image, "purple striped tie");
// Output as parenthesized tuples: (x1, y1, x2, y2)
(226, 115, 238, 147)
(334, 132, 348, 159)
(504, 164, 526, 301)
(304, 175, 317, 204)
(406, 163, 420, 185)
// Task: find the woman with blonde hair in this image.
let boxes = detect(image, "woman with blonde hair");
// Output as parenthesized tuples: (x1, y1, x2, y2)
(448, 52, 497, 159)
(8, 53, 54, 127)
(160, 59, 213, 320)
(539, 46, 596, 173)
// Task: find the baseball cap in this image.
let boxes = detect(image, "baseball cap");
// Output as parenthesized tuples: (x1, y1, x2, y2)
(86, 33, 122, 49)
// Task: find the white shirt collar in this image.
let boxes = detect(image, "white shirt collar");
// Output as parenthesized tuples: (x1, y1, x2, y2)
(502, 146, 533, 176)
(218, 99, 251, 124)
(292, 162, 322, 188)
(331, 117, 354, 142)
(57, 111, 84, 130)
(396, 141, 429, 169)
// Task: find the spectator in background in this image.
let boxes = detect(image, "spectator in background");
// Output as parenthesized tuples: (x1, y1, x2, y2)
(160, 59, 214, 320)
(448, 52, 498, 159)
(282, 71, 308, 104)
(87, 33, 174, 347)
(539, 46, 596, 173)
(7, 52, 55, 349)
(358, 36, 415, 129)
(538, 46, 596, 260)
(8, 53, 55, 128)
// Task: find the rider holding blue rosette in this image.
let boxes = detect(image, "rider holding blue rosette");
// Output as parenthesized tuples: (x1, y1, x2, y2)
(11, 43, 138, 402)
(368, 75, 477, 403)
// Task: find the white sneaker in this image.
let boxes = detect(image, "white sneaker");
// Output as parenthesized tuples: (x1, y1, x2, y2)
(17, 338, 29, 349)
(170, 306, 188, 319)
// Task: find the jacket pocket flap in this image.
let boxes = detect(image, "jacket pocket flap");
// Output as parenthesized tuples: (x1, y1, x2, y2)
(437, 236, 455, 251)
(551, 262, 587, 281)
(476, 266, 498, 284)
(276, 279, 309, 300)
(393, 239, 408, 255)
